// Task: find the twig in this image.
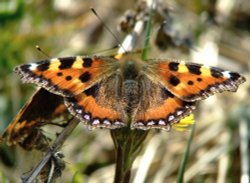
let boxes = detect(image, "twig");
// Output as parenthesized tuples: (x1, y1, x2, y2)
(117, 0, 156, 53)
(118, 20, 144, 53)
(21, 118, 79, 183)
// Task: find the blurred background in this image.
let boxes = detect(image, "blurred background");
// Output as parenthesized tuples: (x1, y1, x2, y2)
(0, 0, 249, 182)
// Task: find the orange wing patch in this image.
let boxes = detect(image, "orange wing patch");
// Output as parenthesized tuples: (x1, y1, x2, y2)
(146, 61, 246, 101)
(131, 75, 195, 130)
(132, 87, 195, 130)
(14, 56, 118, 97)
(64, 84, 126, 129)
(65, 95, 126, 129)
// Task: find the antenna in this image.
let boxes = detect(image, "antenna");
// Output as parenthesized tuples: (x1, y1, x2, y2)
(35, 45, 50, 58)
(90, 44, 120, 56)
(90, 8, 126, 52)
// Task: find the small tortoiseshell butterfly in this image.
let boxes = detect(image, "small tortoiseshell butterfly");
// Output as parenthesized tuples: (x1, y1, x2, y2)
(1, 88, 67, 150)
(6, 53, 245, 131)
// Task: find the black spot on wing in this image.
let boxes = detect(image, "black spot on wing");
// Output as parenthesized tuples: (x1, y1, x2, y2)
(229, 72, 241, 81)
(37, 60, 50, 71)
(168, 62, 179, 71)
(161, 88, 174, 98)
(66, 96, 78, 103)
(210, 68, 223, 78)
(187, 80, 194, 85)
(79, 72, 91, 83)
(18, 64, 31, 72)
(169, 75, 180, 86)
(197, 78, 202, 82)
(186, 64, 201, 75)
(83, 58, 93, 68)
(65, 75, 72, 81)
(58, 57, 75, 69)
(84, 84, 99, 97)
(57, 72, 63, 76)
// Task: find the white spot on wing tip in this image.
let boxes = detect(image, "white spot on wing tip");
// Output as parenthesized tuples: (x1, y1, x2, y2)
(222, 71, 231, 78)
(29, 63, 38, 70)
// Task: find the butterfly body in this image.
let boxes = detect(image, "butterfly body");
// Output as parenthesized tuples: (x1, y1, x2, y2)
(11, 53, 245, 130)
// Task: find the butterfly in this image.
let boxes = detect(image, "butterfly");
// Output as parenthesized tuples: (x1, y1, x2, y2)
(6, 53, 245, 131)
(1, 88, 67, 151)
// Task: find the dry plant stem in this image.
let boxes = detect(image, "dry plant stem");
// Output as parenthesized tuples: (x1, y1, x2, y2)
(21, 118, 79, 183)
(111, 127, 149, 183)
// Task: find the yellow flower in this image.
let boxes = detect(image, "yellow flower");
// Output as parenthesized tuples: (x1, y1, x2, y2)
(172, 114, 195, 131)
